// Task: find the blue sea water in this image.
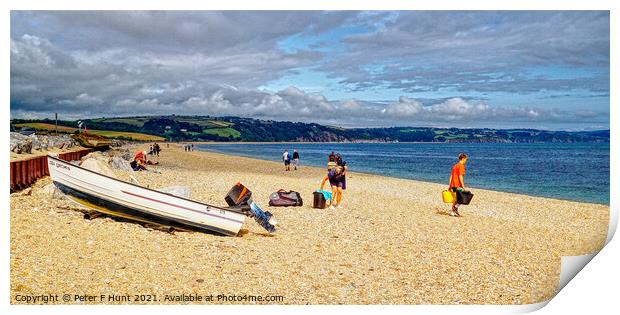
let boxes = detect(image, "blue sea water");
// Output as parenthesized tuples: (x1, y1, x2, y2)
(197, 142, 610, 205)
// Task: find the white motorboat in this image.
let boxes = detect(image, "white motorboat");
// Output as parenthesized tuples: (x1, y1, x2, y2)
(47, 154, 274, 236)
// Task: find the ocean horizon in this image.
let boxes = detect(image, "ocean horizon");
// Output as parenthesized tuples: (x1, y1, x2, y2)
(197, 142, 610, 205)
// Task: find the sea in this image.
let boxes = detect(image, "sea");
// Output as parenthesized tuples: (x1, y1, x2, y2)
(196, 142, 610, 205)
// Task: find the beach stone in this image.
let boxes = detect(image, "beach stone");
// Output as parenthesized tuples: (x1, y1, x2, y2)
(18, 139, 33, 154)
(109, 148, 134, 161)
(111, 156, 133, 172)
(9, 132, 79, 154)
(79, 152, 116, 177)
(10, 133, 34, 154)
(42, 182, 66, 200)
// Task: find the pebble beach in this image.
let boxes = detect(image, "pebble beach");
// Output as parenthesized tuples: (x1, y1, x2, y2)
(10, 143, 609, 305)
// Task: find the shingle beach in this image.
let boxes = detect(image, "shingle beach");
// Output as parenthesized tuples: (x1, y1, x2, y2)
(10, 144, 609, 305)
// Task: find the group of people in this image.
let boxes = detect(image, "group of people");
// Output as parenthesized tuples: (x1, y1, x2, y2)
(282, 149, 300, 171)
(314, 150, 468, 216)
(148, 143, 161, 156)
(134, 141, 469, 216)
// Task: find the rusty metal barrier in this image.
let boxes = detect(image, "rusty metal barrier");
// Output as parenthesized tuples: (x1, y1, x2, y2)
(10, 148, 93, 193)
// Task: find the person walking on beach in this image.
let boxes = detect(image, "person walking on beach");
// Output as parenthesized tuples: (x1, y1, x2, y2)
(153, 143, 161, 156)
(292, 149, 300, 170)
(282, 150, 291, 171)
(448, 153, 468, 217)
(335, 153, 348, 190)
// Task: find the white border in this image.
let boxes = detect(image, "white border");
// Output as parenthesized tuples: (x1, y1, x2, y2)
(2, 1, 617, 315)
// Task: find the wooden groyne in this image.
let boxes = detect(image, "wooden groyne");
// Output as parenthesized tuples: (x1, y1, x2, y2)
(10, 149, 93, 192)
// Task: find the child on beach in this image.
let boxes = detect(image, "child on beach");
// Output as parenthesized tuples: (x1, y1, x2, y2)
(448, 153, 468, 217)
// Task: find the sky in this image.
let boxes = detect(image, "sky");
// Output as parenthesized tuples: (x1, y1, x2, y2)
(10, 11, 610, 130)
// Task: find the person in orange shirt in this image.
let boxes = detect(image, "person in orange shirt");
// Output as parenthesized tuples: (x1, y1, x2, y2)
(131, 150, 148, 171)
(130, 150, 159, 171)
(448, 153, 468, 217)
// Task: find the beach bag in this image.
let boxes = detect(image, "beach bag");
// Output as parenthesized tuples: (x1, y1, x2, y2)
(441, 190, 455, 203)
(456, 190, 474, 205)
(269, 189, 303, 207)
(313, 191, 327, 209)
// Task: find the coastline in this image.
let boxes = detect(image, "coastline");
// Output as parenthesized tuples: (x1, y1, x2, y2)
(10, 143, 609, 304)
(194, 142, 609, 205)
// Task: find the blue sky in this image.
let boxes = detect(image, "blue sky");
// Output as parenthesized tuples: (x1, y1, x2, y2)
(10, 11, 610, 130)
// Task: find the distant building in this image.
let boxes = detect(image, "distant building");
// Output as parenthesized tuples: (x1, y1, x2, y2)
(165, 126, 171, 130)
(180, 129, 187, 132)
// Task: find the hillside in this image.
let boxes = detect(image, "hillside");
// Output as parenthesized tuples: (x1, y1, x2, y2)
(10, 116, 610, 143)
(13, 122, 165, 141)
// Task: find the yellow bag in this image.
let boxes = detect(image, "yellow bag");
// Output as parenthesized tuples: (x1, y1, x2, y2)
(441, 190, 455, 203)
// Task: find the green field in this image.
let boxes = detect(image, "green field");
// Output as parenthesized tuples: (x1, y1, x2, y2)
(14, 122, 164, 141)
(399, 128, 430, 133)
(442, 134, 470, 139)
(175, 118, 233, 128)
(92, 117, 147, 127)
(203, 127, 241, 138)
(88, 130, 165, 141)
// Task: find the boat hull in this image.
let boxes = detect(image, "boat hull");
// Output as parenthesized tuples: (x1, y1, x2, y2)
(47, 155, 246, 236)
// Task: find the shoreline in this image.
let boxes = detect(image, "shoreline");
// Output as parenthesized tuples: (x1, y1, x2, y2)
(194, 144, 608, 206)
(174, 140, 610, 145)
(10, 143, 609, 304)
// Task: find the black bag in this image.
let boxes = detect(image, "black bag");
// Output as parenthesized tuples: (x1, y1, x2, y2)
(456, 190, 474, 205)
(313, 191, 326, 209)
(269, 189, 303, 207)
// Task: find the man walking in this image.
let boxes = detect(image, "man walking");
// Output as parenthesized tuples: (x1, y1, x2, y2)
(448, 153, 468, 217)
(292, 149, 300, 170)
(282, 150, 291, 171)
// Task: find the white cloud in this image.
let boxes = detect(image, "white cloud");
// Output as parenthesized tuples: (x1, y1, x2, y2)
(10, 11, 609, 130)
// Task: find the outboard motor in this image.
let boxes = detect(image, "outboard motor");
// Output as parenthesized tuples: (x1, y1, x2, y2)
(249, 201, 276, 233)
(225, 182, 277, 233)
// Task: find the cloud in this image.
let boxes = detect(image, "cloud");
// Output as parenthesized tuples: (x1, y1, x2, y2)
(320, 11, 610, 94)
(9, 32, 605, 129)
(10, 11, 610, 130)
(10, 11, 358, 54)
(379, 97, 580, 124)
(10, 32, 320, 114)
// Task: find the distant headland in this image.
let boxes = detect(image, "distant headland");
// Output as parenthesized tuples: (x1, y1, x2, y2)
(11, 115, 610, 143)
